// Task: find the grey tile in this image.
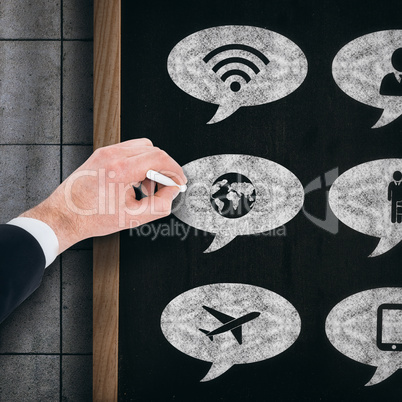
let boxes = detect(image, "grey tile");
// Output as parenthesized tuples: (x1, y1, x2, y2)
(0, 42, 61, 144)
(0, 145, 60, 222)
(63, 41, 93, 144)
(62, 355, 92, 401)
(62, 145, 93, 179)
(0, 258, 60, 353)
(0, 1, 60, 39)
(62, 250, 92, 353)
(63, 0, 93, 39)
(0, 355, 59, 401)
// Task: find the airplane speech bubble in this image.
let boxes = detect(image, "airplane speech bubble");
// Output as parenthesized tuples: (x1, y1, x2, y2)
(168, 25, 308, 124)
(172, 155, 304, 252)
(326, 287, 402, 386)
(329, 159, 402, 257)
(332, 30, 402, 128)
(161, 283, 301, 382)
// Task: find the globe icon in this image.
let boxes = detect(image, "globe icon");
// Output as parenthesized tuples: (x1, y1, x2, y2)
(210, 173, 256, 219)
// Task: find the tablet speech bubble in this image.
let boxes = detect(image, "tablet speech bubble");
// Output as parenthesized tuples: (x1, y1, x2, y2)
(161, 283, 301, 382)
(332, 30, 402, 128)
(329, 159, 402, 257)
(326, 287, 402, 386)
(172, 155, 304, 252)
(168, 25, 308, 124)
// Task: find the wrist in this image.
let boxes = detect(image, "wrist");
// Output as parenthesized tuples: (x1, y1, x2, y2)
(20, 190, 82, 254)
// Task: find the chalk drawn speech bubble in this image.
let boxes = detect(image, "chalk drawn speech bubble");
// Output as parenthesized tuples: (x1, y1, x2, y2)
(329, 159, 402, 257)
(172, 155, 304, 252)
(161, 283, 301, 382)
(332, 30, 402, 128)
(168, 25, 308, 124)
(326, 288, 402, 386)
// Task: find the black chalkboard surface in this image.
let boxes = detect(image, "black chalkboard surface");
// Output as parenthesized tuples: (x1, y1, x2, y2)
(120, 0, 402, 400)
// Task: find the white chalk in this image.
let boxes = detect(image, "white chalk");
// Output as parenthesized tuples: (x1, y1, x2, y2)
(146, 169, 187, 192)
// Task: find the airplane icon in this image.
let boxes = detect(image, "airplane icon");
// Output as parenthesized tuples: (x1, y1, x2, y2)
(199, 305, 260, 345)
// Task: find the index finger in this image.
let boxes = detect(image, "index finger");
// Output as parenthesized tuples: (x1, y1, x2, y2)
(114, 138, 153, 148)
(124, 149, 187, 185)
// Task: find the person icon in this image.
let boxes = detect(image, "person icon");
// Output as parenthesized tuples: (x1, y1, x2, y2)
(380, 48, 402, 96)
(388, 170, 402, 223)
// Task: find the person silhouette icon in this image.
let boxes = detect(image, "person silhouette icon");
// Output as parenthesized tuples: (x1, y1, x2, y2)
(388, 170, 402, 223)
(380, 48, 402, 96)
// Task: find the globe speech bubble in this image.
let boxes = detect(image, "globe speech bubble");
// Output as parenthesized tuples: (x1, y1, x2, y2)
(326, 287, 402, 386)
(332, 30, 402, 128)
(161, 283, 301, 382)
(167, 25, 308, 124)
(329, 159, 402, 257)
(172, 155, 304, 252)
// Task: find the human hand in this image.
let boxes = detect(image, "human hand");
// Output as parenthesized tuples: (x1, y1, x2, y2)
(20, 138, 187, 253)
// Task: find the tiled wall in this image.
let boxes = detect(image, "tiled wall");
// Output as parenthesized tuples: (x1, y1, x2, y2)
(0, 1, 93, 400)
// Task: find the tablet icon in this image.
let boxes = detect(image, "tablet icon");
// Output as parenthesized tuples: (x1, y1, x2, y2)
(377, 304, 402, 351)
(326, 288, 402, 386)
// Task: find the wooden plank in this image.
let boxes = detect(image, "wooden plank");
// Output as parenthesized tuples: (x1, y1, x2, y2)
(93, 0, 121, 401)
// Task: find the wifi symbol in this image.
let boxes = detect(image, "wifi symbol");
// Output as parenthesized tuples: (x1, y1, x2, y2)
(203, 44, 270, 92)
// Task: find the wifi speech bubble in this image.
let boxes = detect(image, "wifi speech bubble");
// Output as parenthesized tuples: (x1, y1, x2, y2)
(172, 154, 304, 252)
(161, 283, 301, 382)
(329, 159, 402, 257)
(167, 25, 308, 124)
(332, 30, 402, 128)
(326, 287, 402, 386)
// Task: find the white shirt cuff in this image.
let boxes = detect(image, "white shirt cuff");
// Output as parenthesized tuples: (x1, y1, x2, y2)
(7, 217, 59, 269)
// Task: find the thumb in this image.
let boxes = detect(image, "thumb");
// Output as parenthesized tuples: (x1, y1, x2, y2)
(124, 185, 180, 229)
(157, 185, 181, 200)
(152, 185, 181, 214)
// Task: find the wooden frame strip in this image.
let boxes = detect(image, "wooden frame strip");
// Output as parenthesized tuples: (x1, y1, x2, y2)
(93, 0, 121, 401)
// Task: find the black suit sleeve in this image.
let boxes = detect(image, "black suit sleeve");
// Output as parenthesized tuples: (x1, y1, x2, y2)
(0, 224, 46, 324)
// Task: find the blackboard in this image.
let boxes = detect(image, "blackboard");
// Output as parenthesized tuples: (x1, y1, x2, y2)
(119, 0, 402, 400)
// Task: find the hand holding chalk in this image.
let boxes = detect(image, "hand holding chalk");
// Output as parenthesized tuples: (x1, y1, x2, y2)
(146, 170, 187, 192)
(20, 139, 187, 253)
